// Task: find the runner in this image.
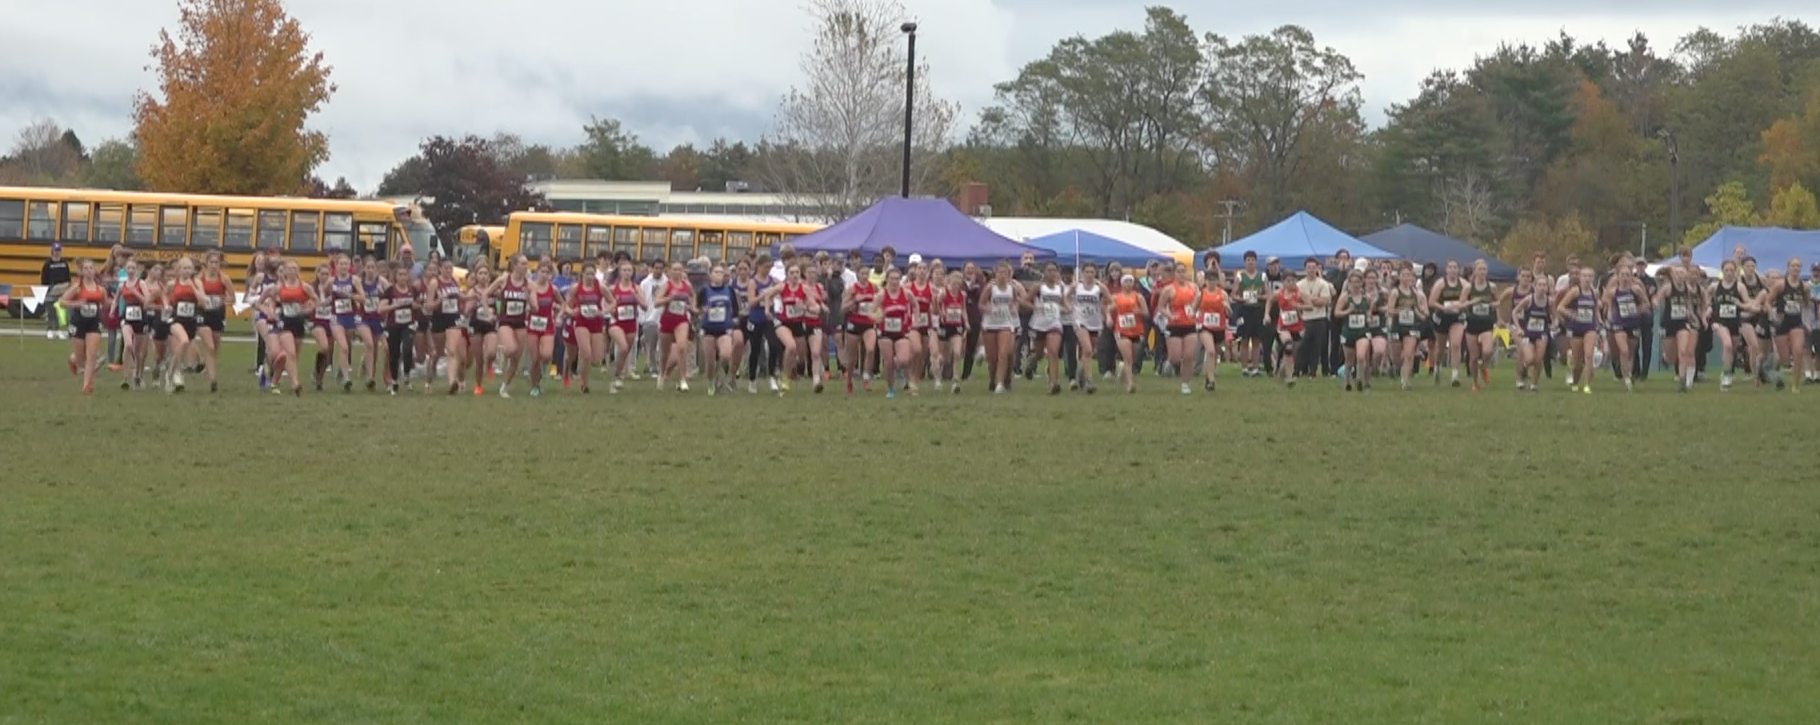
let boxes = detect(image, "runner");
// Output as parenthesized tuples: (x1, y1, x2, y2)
(1386, 265, 1429, 389)
(653, 261, 697, 392)
(1028, 262, 1070, 395)
(379, 265, 418, 395)
(696, 264, 740, 395)
(565, 260, 608, 394)
(1109, 273, 1149, 393)
(878, 267, 916, 398)
(841, 266, 880, 394)
(1196, 267, 1232, 391)
(938, 269, 972, 393)
(55, 257, 111, 395)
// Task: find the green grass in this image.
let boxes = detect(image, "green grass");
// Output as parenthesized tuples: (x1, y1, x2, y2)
(3, 338, 1818, 724)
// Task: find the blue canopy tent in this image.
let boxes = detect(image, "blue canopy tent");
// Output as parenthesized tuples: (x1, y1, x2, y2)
(1023, 229, 1169, 268)
(787, 197, 1050, 266)
(1690, 226, 1820, 269)
(1362, 224, 1516, 281)
(1200, 211, 1396, 269)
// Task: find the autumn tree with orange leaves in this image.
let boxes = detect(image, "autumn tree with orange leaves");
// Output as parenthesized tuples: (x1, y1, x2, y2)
(131, 0, 335, 195)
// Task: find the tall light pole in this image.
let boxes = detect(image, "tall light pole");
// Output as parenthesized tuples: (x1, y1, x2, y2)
(1658, 128, 1679, 246)
(900, 21, 918, 199)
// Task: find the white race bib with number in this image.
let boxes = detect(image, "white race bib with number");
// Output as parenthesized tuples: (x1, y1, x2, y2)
(1527, 317, 1545, 332)
(884, 317, 904, 333)
(1397, 309, 1415, 325)
(79, 303, 99, 318)
(708, 307, 727, 323)
(1575, 309, 1594, 323)
(914, 312, 930, 328)
(1041, 302, 1060, 320)
(333, 298, 353, 315)
(124, 306, 143, 322)
(1720, 303, 1738, 318)
(529, 315, 550, 332)
(1117, 313, 1136, 329)
(1617, 301, 1637, 318)
(1348, 313, 1366, 329)
(616, 305, 635, 321)
(1242, 290, 1258, 303)
(944, 309, 962, 325)
(785, 303, 803, 319)
(393, 308, 412, 325)
(282, 302, 303, 317)
(175, 301, 196, 317)
(505, 300, 525, 316)
(1471, 303, 1491, 317)
(205, 295, 223, 311)
(440, 299, 459, 314)
(1670, 303, 1689, 320)
(580, 304, 600, 319)
(1788, 300, 1804, 315)
(363, 298, 380, 313)
(476, 305, 495, 322)
(667, 300, 685, 315)
(1201, 312, 1221, 329)
(1280, 310, 1299, 326)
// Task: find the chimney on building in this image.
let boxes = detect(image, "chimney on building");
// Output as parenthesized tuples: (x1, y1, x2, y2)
(954, 182, 990, 218)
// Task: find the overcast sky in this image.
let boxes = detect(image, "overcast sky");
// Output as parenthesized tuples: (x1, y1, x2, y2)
(0, 0, 1810, 191)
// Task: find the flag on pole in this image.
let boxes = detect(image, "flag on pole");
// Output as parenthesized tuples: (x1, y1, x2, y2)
(23, 285, 49, 315)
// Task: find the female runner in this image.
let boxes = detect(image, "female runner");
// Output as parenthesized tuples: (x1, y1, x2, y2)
(56, 258, 111, 394)
(379, 265, 418, 394)
(565, 260, 608, 393)
(186, 250, 231, 393)
(653, 261, 697, 392)
(1028, 262, 1069, 395)
(429, 259, 466, 395)
(802, 265, 830, 392)
(1708, 260, 1758, 390)
(1067, 265, 1104, 394)
(1556, 267, 1602, 393)
(1196, 265, 1231, 391)
(358, 257, 387, 390)
(325, 254, 365, 392)
(1768, 261, 1809, 390)
(1387, 266, 1429, 389)
(1460, 261, 1498, 391)
(1429, 260, 1470, 386)
(488, 254, 531, 397)
(906, 261, 935, 393)
(265, 260, 316, 396)
(728, 259, 754, 388)
(1154, 264, 1200, 395)
(938, 269, 972, 393)
(1602, 259, 1650, 391)
(1108, 273, 1149, 393)
(1364, 270, 1390, 384)
(462, 263, 498, 395)
(608, 259, 648, 392)
(162, 257, 205, 393)
(1336, 272, 1373, 392)
(117, 260, 149, 390)
(841, 265, 880, 393)
(144, 263, 172, 383)
(1655, 265, 1702, 392)
(877, 267, 916, 398)
(1739, 256, 1770, 380)
(1268, 274, 1305, 386)
(765, 263, 810, 394)
(308, 262, 335, 390)
(696, 264, 740, 394)
(979, 261, 1023, 394)
(245, 255, 279, 390)
(1509, 269, 1551, 391)
(742, 257, 781, 394)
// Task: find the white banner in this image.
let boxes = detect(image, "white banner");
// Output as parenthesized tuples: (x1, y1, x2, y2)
(23, 285, 49, 315)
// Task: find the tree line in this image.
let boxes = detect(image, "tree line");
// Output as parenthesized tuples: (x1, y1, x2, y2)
(6, 0, 1820, 265)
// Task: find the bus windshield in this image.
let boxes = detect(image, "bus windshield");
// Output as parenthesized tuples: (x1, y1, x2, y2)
(405, 218, 440, 260)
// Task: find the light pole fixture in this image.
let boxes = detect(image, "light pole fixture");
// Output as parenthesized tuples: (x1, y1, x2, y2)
(900, 21, 918, 199)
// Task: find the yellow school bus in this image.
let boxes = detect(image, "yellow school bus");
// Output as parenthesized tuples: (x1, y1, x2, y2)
(483, 212, 820, 269)
(0, 186, 440, 287)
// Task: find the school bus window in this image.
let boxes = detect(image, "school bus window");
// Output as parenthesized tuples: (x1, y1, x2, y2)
(127, 205, 157, 246)
(289, 211, 320, 252)
(756, 232, 781, 250)
(0, 199, 24, 239)
(322, 212, 352, 252)
(698, 230, 725, 262)
(585, 225, 610, 258)
(354, 222, 387, 256)
(223, 208, 255, 250)
(257, 210, 287, 250)
(94, 203, 126, 245)
(668, 230, 694, 261)
(157, 206, 187, 247)
(556, 223, 583, 261)
(641, 228, 666, 259)
(519, 221, 553, 259)
(727, 230, 754, 253)
(613, 226, 636, 256)
(190, 207, 223, 248)
(60, 202, 90, 243)
(26, 201, 57, 240)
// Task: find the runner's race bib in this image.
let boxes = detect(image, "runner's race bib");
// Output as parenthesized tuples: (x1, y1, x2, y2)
(1348, 313, 1366, 329)
(708, 307, 727, 323)
(175, 301, 196, 317)
(1670, 303, 1689, 320)
(124, 306, 143, 322)
(440, 298, 460, 314)
(580, 304, 600, 319)
(79, 303, 99, 318)
(1471, 303, 1491, 317)
(1719, 303, 1738, 319)
(667, 300, 686, 315)
(884, 317, 904, 333)
(282, 302, 303, 318)
(1397, 310, 1415, 325)
(1117, 313, 1137, 330)
(616, 305, 635, 321)
(393, 308, 412, 325)
(333, 298, 353, 315)
(505, 300, 525, 316)
(1280, 311, 1300, 326)
(476, 305, 496, 322)
(205, 295, 223, 311)
(944, 309, 963, 325)
(914, 312, 930, 328)
(1575, 309, 1594, 323)
(1201, 312, 1222, 329)
(1617, 301, 1637, 318)
(363, 298, 380, 313)
(1243, 290, 1257, 303)
(1527, 318, 1546, 332)
(529, 315, 550, 332)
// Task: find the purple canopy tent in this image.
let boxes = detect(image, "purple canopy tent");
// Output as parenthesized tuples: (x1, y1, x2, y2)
(786, 197, 1052, 267)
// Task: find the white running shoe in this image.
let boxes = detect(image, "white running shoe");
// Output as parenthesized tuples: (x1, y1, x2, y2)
(748, 380, 758, 394)
(499, 383, 511, 398)
(768, 376, 779, 391)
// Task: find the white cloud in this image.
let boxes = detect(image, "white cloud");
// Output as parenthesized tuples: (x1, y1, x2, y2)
(0, 0, 1808, 191)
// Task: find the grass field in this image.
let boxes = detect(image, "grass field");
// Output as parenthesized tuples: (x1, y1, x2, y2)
(4, 337, 1818, 724)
